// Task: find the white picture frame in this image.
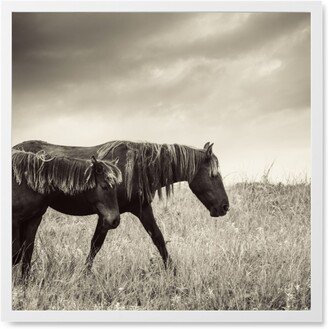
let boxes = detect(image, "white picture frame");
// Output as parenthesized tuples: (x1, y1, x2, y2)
(1, 0, 323, 323)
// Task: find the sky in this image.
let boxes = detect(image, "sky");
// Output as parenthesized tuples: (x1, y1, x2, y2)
(12, 13, 311, 183)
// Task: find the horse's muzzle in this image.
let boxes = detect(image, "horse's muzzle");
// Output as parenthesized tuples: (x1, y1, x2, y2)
(210, 203, 229, 217)
(103, 216, 120, 229)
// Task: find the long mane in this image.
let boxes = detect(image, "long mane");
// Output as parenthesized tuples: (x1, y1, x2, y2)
(12, 149, 122, 195)
(97, 141, 219, 203)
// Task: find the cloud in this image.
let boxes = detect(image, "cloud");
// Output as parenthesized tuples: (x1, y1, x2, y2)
(12, 12, 311, 182)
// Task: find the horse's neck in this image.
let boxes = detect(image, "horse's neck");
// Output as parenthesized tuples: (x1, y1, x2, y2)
(165, 145, 201, 186)
(170, 164, 188, 185)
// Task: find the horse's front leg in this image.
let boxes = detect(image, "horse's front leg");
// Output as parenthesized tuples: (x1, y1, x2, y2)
(132, 204, 172, 269)
(85, 217, 109, 271)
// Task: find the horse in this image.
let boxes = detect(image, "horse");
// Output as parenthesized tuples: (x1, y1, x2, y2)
(12, 149, 122, 278)
(13, 140, 229, 271)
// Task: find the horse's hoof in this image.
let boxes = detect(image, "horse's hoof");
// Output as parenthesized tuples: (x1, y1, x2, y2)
(165, 261, 177, 276)
(169, 265, 177, 277)
(20, 275, 30, 286)
(83, 266, 93, 276)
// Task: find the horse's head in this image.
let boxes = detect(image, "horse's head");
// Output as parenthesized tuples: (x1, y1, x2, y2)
(87, 156, 122, 229)
(189, 143, 229, 217)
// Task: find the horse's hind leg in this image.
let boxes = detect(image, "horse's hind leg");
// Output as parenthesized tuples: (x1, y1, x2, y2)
(12, 221, 23, 266)
(20, 215, 43, 279)
(85, 217, 109, 271)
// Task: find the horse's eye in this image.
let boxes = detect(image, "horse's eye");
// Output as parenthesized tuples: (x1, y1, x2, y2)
(101, 183, 113, 190)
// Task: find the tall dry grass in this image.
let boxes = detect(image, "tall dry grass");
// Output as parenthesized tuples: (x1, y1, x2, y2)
(12, 178, 311, 310)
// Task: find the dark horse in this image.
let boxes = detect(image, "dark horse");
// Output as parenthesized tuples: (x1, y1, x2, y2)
(13, 140, 229, 271)
(12, 149, 122, 277)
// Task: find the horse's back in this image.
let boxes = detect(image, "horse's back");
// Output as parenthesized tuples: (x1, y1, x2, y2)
(12, 140, 148, 212)
(14, 140, 47, 153)
(13, 140, 100, 159)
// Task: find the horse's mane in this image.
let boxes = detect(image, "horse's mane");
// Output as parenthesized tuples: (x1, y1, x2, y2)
(97, 141, 219, 203)
(12, 149, 122, 195)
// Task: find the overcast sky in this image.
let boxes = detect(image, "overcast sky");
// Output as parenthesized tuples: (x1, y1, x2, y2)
(12, 13, 310, 183)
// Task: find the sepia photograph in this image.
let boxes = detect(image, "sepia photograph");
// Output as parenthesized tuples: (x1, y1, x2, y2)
(7, 7, 319, 317)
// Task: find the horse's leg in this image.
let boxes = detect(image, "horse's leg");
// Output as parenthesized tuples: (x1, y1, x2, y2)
(132, 204, 171, 268)
(85, 217, 109, 271)
(20, 215, 43, 279)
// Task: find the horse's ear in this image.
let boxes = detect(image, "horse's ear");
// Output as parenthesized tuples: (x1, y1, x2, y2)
(205, 143, 214, 159)
(91, 156, 104, 174)
(91, 156, 97, 165)
(204, 142, 211, 149)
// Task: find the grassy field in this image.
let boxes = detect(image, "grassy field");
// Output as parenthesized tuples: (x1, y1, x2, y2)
(12, 179, 311, 310)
